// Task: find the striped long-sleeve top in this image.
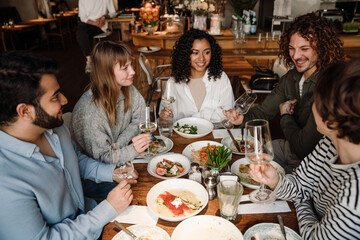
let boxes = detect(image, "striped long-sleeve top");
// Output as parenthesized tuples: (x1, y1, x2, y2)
(275, 136, 360, 239)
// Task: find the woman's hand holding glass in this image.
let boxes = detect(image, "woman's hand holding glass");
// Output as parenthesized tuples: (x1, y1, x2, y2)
(159, 107, 173, 120)
(249, 164, 280, 190)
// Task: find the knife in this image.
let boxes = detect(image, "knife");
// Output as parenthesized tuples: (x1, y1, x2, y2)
(227, 129, 242, 152)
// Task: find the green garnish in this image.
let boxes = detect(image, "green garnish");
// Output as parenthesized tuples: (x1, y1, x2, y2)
(206, 145, 232, 172)
(174, 123, 198, 134)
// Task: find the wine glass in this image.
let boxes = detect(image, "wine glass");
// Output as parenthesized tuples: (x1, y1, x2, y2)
(161, 80, 176, 109)
(111, 144, 135, 180)
(244, 119, 275, 204)
(139, 104, 157, 157)
(234, 91, 257, 115)
(216, 106, 234, 129)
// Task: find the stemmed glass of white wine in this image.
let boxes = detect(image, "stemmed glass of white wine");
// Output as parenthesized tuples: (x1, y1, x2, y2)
(139, 104, 157, 157)
(244, 119, 275, 204)
(161, 80, 176, 106)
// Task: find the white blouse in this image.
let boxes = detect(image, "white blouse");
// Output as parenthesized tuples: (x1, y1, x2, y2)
(160, 70, 234, 122)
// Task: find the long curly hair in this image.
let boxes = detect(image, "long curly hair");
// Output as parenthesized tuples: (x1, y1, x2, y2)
(279, 12, 345, 73)
(89, 41, 134, 127)
(171, 29, 222, 83)
(314, 58, 360, 144)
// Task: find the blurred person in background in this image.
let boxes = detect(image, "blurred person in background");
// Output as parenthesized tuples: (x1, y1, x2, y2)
(77, 0, 117, 73)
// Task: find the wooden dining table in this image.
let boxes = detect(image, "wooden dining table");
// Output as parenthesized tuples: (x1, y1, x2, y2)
(102, 131, 300, 239)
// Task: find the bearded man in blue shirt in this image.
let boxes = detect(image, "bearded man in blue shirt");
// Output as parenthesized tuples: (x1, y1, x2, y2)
(0, 51, 137, 239)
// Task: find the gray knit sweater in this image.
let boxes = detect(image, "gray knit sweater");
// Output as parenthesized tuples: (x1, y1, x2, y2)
(70, 86, 145, 165)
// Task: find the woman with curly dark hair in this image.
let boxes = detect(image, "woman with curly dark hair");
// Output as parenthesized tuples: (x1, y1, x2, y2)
(225, 13, 345, 173)
(159, 29, 234, 122)
(250, 58, 360, 239)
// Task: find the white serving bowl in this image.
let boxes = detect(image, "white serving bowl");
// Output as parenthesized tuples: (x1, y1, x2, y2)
(171, 215, 243, 240)
(146, 179, 208, 222)
(147, 153, 191, 180)
(173, 117, 213, 138)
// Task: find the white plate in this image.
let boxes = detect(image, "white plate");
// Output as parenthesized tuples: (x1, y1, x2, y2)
(137, 136, 173, 158)
(244, 223, 301, 240)
(137, 46, 161, 53)
(112, 224, 170, 240)
(231, 158, 285, 189)
(173, 117, 214, 139)
(171, 215, 243, 240)
(221, 134, 245, 155)
(146, 179, 208, 222)
(182, 140, 231, 166)
(147, 153, 191, 180)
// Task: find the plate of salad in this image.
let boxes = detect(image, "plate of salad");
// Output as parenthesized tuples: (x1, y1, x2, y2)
(173, 117, 213, 139)
(147, 153, 191, 180)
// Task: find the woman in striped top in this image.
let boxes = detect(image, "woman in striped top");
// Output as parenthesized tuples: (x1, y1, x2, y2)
(250, 58, 360, 239)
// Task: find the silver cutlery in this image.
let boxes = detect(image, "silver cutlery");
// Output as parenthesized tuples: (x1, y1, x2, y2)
(277, 215, 287, 240)
(114, 220, 138, 240)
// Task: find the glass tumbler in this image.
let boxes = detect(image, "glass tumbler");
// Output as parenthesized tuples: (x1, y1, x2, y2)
(217, 180, 243, 221)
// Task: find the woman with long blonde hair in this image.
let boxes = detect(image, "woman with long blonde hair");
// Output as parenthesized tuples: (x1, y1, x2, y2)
(71, 41, 151, 198)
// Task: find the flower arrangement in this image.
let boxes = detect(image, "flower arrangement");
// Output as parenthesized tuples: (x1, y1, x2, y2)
(184, 0, 216, 16)
(139, 2, 160, 27)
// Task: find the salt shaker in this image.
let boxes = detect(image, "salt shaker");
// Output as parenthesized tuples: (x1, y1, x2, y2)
(201, 166, 211, 183)
(204, 176, 217, 200)
(188, 162, 202, 184)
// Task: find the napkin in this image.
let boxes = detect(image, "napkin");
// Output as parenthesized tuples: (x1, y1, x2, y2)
(212, 129, 242, 139)
(112, 205, 158, 226)
(238, 195, 291, 215)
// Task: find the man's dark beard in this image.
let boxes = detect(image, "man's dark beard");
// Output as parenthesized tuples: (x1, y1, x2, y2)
(32, 103, 63, 129)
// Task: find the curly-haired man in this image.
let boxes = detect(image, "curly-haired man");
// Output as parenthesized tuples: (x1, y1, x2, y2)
(225, 12, 345, 173)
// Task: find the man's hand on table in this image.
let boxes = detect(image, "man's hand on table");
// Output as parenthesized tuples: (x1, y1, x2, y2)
(107, 180, 133, 214)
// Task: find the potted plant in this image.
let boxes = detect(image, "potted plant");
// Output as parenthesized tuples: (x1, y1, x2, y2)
(206, 145, 232, 176)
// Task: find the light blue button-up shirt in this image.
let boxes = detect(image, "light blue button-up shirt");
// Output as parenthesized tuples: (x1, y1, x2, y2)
(0, 125, 118, 239)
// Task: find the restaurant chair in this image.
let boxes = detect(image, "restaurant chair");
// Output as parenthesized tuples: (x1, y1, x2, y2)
(0, 6, 40, 50)
(93, 31, 112, 42)
(46, 17, 72, 49)
(0, 28, 7, 52)
(138, 53, 171, 105)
